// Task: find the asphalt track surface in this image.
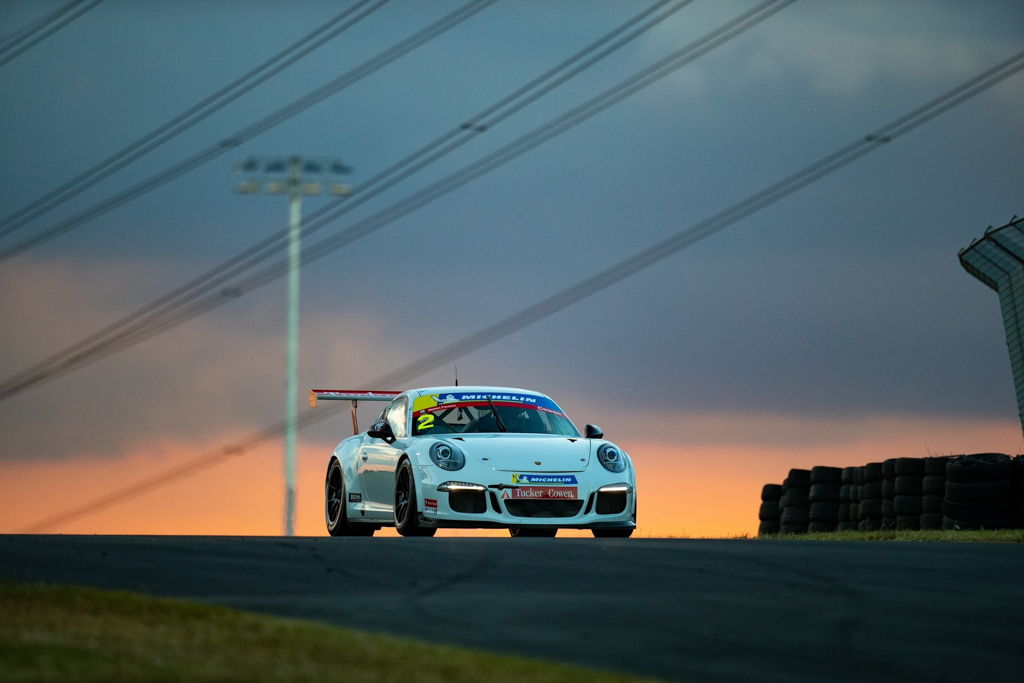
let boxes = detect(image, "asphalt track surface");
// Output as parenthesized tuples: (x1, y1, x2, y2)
(2, 535, 1021, 682)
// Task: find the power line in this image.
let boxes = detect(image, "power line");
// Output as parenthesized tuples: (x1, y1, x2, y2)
(0, 0, 497, 262)
(0, 0, 389, 239)
(19, 46, 1024, 534)
(0, 0, 699, 401)
(0, 0, 103, 69)
(0, 0, 773, 402)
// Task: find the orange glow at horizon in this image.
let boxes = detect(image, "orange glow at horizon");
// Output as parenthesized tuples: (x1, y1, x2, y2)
(1, 416, 1020, 538)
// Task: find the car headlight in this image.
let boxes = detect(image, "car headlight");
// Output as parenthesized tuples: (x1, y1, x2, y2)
(597, 443, 626, 473)
(429, 441, 466, 471)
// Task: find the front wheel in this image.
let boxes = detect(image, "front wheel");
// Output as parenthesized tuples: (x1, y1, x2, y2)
(394, 459, 436, 537)
(326, 457, 376, 537)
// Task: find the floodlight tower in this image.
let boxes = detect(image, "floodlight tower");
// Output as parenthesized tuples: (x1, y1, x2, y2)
(959, 215, 1024, 435)
(234, 156, 351, 535)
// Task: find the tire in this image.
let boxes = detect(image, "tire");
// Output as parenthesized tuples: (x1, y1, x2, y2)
(394, 459, 436, 537)
(946, 453, 1012, 483)
(863, 462, 884, 482)
(591, 528, 630, 538)
(924, 456, 949, 476)
(922, 475, 945, 495)
(894, 495, 922, 516)
(809, 501, 838, 522)
(895, 457, 925, 477)
(810, 466, 842, 486)
(782, 488, 809, 507)
(944, 479, 1011, 503)
(1013, 454, 1024, 480)
(894, 476, 923, 495)
(325, 457, 377, 537)
(842, 467, 857, 485)
(861, 481, 883, 500)
(920, 512, 943, 529)
(942, 497, 1010, 522)
(838, 502, 851, 522)
(858, 498, 883, 518)
(882, 499, 895, 517)
(881, 479, 895, 500)
(836, 522, 857, 531)
(809, 484, 839, 502)
(758, 520, 780, 536)
(780, 506, 809, 525)
(921, 494, 943, 513)
(808, 520, 837, 533)
(882, 458, 898, 479)
(786, 469, 811, 488)
(759, 500, 780, 521)
(761, 484, 783, 501)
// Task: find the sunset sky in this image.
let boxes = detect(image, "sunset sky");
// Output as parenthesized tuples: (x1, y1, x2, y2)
(2, 0, 1022, 537)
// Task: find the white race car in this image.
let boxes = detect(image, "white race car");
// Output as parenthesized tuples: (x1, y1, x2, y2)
(311, 386, 637, 538)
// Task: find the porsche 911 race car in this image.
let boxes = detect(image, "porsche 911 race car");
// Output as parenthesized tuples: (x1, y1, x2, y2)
(310, 386, 636, 537)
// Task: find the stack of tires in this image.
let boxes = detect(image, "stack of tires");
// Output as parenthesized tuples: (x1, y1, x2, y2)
(808, 466, 842, 532)
(921, 456, 948, 530)
(837, 466, 858, 531)
(1014, 455, 1024, 529)
(780, 468, 810, 534)
(759, 484, 782, 536)
(858, 462, 883, 530)
(881, 458, 898, 529)
(943, 453, 1013, 530)
(894, 457, 924, 530)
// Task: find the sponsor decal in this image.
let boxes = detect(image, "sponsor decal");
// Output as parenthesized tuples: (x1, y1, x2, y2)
(512, 473, 578, 485)
(509, 486, 578, 500)
(424, 498, 438, 511)
(348, 493, 362, 503)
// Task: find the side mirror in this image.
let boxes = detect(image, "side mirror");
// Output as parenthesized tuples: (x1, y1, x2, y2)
(368, 421, 396, 444)
(584, 424, 604, 439)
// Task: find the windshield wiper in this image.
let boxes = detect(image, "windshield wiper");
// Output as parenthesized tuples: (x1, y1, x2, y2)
(486, 396, 508, 432)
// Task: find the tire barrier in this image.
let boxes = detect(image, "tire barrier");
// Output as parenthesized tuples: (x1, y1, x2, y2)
(881, 458, 898, 530)
(758, 453, 1018, 534)
(758, 483, 782, 536)
(807, 466, 841, 532)
(943, 453, 1013, 530)
(1013, 455, 1024, 530)
(858, 462, 884, 531)
(779, 468, 810, 534)
(837, 466, 858, 531)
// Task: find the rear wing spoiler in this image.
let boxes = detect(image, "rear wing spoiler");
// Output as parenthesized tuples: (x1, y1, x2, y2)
(308, 389, 401, 435)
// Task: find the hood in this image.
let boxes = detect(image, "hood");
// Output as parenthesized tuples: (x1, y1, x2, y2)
(447, 433, 591, 473)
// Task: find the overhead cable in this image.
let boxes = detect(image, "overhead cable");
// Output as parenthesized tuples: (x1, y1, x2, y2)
(0, 0, 390, 239)
(0, 0, 103, 69)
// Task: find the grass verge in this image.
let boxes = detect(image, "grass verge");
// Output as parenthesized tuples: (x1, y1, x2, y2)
(0, 581, 657, 682)
(762, 529, 1024, 542)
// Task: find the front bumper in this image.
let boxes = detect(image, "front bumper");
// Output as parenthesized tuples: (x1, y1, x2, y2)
(417, 470, 636, 529)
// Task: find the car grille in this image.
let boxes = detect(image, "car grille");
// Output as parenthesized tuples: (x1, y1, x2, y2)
(449, 490, 487, 514)
(504, 499, 584, 518)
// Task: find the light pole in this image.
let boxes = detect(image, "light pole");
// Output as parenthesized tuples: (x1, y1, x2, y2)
(234, 155, 351, 536)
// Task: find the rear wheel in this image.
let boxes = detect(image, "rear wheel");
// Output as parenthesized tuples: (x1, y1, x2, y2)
(592, 528, 634, 538)
(325, 457, 376, 537)
(509, 527, 557, 537)
(394, 459, 436, 537)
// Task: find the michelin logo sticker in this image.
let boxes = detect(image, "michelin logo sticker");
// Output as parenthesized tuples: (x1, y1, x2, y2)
(512, 474, 578, 485)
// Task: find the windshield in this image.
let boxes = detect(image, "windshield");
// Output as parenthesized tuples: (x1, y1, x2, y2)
(412, 391, 579, 437)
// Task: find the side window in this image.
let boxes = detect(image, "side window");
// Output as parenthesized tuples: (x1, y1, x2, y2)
(384, 397, 408, 439)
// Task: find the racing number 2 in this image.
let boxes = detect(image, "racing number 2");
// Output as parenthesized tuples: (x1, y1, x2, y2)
(417, 414, 435, 432)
